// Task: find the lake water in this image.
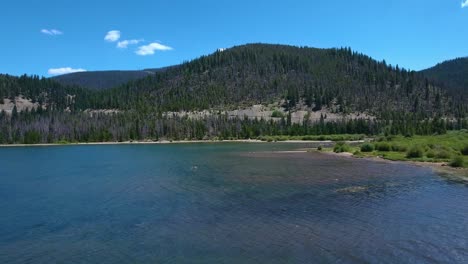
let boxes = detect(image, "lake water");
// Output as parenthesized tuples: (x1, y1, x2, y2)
(1, 143, 468, 263)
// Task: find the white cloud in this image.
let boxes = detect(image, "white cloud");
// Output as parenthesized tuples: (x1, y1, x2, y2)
(462, 0, 468, 8)
(41, 29, 63, 36)
(117, 39, 143, 49)
(104, 30, 121, 42)
(48, 67, 87, 76)
(136, 42, 173, 56)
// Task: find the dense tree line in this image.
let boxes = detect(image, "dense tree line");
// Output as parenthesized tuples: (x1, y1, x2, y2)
(0, 108, 466, 144)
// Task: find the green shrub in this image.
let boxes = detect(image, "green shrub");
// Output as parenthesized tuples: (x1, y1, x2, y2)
(435, 150, 451, 159)
(461, 145, 468, 156)
(426, 150, 436, 158)
(449, 156, 465, 168)
(391, 144, 407, 152)
(56, 139, 70, 145)
(375, 142, 391, 152)
(360, 143, 374, 152)
(406, 146, 423, 158)
(271, 110, 285, 118)
(334, 142, 351, 153)
(317, 145, 323, 151)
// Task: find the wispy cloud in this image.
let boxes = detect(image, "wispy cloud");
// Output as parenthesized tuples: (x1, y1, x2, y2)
(117, 39, 143, 49)
(136, 42, 173, 56)
(104, 30, 121, 42)
(462, 0, 468, 8)
(41, 29, 63, 36)
(48, 67, 87, 76)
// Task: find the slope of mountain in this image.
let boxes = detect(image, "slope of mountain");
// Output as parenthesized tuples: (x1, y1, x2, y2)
(0, 44, 467, 144)
(2, 44, 466, 116)
(51, 69, 159, 90)
(97, 44, 462, 118)
(421, 57, 468, 96)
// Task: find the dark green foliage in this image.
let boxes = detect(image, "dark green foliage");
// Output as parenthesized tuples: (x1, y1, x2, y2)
(426, 147, 451, 159)
(421, 57, 468, 97)
(449, 156, 465, 168)
(390, 144, 407, 152)
(426, 150, 436, 158)
(23, 130, 41, 144)
(51, 70, 161, 90)
(406, 146, 424, 158)
(271, 110, 285, 118)
(334, 142, 351, 153)
(317, 145, 323, 151)
(360, 143, 374, 152)
(375, 142, 391, 151)
(434, 150, 451, 159)
(461, 145, 468, 156)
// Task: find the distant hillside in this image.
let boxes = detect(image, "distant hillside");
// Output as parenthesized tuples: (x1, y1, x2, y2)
(99, 44, 463, 118)
(2, 44, 466, 117)
(1, 44, 467, 144)
(51, 69, 159, 90)
(421, 57, 468, 96)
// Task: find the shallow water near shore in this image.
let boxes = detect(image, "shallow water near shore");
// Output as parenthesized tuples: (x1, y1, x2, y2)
(1, 143, 468, 263)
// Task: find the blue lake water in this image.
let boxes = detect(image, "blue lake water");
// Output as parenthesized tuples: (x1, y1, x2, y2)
(1, 143, 468, 263)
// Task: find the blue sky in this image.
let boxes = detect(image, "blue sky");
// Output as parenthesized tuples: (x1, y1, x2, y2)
(1, 0, 467, 76)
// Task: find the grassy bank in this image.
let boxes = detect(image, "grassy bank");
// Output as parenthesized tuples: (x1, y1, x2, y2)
(322, 131, 468, 168)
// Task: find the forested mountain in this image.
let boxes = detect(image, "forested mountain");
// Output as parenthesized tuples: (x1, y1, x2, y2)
(420, 57, 468, 97)
(50, 69, 162, 90)
(97, 44, 465, 118)
(0, 74, 94, 110)
(0, 44, 467, 144)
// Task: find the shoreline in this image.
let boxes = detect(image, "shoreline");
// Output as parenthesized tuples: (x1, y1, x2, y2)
(316, 150, 468, 182)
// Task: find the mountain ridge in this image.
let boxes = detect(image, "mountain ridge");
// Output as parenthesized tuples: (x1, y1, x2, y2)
(48, 45, 468, 96)
(420, 57, 468, 97)
(50, 67, 173, 90)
